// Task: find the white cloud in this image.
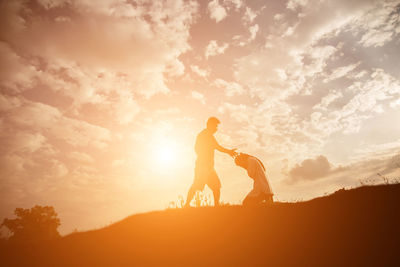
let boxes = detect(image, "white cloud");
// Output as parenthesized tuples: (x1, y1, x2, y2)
(233, 0, 400, 169)
(282, 0, 381, 50)
(0, 94, 22, 112)
(313, 90, 343, 111)
(208, 0, 227, 23)
(112, 90, 141, 125)
(232, 23, 259, 47)
(390, 98, 400, 108)
(69, 152, 95, 164)
(323, 62, 360, 83)
(4, 97, 111, 149)
(0, 0, 198, 100)
(1, 154, 26, 172)
(224, 0, 243, 10)
(234, 46, 298, 100)
(287, 0, 309, 11)
(218, 103, 248, 123)
(205, 40, 229, 59)
(191, 91, 206, 104)
(214, 78, 245, 97)
(309, 69, 400, 136)
(359, 29, 394, 47)
(47, 159, 69, 178)
(0, 41, 38, 93)
(243, 7, 257, 24)
(4, 132, 47, 154)
(353, 1, 400, 47)
(249, 24, 259, 41)
(190, 65, 210, 77)
(274, 14, 284, 21)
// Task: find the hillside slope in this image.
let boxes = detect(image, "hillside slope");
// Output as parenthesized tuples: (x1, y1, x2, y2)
(2, 184, 400, 266)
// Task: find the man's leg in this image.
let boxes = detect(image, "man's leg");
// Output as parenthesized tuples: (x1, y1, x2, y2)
(212, 187, 220, 206)
(266, 194, 274, 204)
(185, 165, 203, 207)
(208, 170, 221, 207)
(184, 184, 197, 207)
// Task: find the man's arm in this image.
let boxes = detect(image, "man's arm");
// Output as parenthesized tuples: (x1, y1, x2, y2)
(215, 143, 237, 156)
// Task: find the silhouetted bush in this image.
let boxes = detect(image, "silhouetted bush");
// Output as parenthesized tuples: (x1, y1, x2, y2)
(1, 205, 61, 243)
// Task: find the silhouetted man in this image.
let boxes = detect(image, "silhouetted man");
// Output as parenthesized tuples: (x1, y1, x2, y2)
(185, 117, 236, 207)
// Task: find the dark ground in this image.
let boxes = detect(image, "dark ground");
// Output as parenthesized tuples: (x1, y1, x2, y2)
(1, 183, 400, 266)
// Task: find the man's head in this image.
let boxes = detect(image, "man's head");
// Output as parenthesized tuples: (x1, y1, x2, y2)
(206, 117, 220, 134)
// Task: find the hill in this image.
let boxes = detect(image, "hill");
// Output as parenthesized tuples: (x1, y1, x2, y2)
(1, 184, 400, 266)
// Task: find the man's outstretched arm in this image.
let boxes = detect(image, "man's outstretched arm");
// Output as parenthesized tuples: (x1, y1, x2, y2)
(216, 143, 237, 156)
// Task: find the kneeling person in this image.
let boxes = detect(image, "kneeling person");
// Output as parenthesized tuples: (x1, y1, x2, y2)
(234, 153, 274, 205)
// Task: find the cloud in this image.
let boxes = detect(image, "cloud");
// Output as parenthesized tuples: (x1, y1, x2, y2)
(326, 69, 400, 133)
(190, 65, 210, 78)
(313, 90, 343, 111)
(191, 91, 206, 104)
(249, 24, 259, 41)
(112, 90, 141, 125)
(2, 96, 111, 150)
(218, 103, 248, 123)
(0, 41, 38, 93)
(208, 0, 227, 23)
(232, 23, 260, 46)
(243, 6, 257, 24)
(390, 98, 400, 108)
(213, 78, 245, 97)
(323, 62, 360, 83)
(69, 152, 95, 164)
(6, 133, 47, 154)
(233, 0, 393, 104)
(381, 154, 400, 176)
(225, 0, 243, 10)
(353, 1, 400, 47)
(286, 0, 309, 11)
(360, 30, 394, 47)
(288, 155, 333, 182)
(0, 0, 198, 100)
(284, 0, 379, 49)
(233, 0, 400, 158)
(205, 40, 229, 59)
(46, 159, 69, 178)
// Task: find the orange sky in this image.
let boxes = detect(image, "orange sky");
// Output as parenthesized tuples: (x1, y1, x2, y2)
(1, 0, 400, 235)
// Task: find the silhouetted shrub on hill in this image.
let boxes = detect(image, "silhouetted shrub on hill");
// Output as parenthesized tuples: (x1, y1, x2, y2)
(1, 205, 60, 243)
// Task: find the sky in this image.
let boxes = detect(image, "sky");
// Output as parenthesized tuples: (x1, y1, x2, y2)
(1, 0, 400, 235)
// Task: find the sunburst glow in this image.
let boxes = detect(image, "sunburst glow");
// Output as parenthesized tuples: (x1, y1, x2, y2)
(156, 145, 176, 166)
(148, 135, 181, 170)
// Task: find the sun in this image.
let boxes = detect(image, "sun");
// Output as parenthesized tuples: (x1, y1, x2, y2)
(156, 145, 176, 166)
(147, 132, 185, 172)
(149, 137, 181, 169)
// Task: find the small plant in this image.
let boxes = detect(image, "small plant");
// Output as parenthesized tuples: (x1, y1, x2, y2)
(168, 192, 213, 209)
(168, 195, 185, 209)
(193, 191, 212, 207)
(377, 173, 389, 184)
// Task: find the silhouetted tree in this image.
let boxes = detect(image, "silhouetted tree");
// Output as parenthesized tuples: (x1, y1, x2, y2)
(1, 205, 61, 243)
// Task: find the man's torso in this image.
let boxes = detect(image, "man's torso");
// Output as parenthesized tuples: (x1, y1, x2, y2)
(195, 129, 217, 168)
